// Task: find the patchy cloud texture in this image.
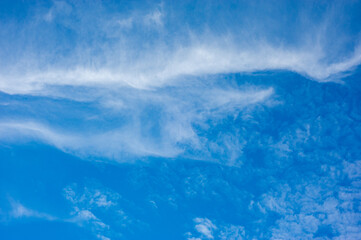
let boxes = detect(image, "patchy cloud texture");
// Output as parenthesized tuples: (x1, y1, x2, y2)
(1, 0, 361, 239)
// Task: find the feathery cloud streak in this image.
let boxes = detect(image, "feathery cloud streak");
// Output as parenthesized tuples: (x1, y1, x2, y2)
(0, 1, 360, 95)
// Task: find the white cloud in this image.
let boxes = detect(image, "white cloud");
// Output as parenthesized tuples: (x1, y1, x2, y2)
(43, 1, 72, 23)
(0, 86, 273, 160)
(63, 184, 119, 209)
(112, 4, 164, 32)
(144, 8, 164, 27)
(260, 177, 361, 239)
(116, 17, 134, 29)
(9, 200, 56, 221)
(1, 43, 360, 95)
(343, 160, 361, 179)
(97, 235, 111, 240)
(66, 208, 112, 240)
(4, 191, 117, 239)
(188, 218, 246, 240)
(0, 1, 360, 96)
(218, 225, 245, 240)
(193, 218, 217, 239)
(69, 209, 98, 223)
(63, 184, 124, 240)
(0, 0, 359, 165)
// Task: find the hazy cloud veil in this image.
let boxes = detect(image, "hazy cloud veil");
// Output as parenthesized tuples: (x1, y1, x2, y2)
(1, 1, 361, 239)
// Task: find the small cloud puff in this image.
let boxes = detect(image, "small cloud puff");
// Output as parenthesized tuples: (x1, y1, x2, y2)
(187, 218, 246, 240)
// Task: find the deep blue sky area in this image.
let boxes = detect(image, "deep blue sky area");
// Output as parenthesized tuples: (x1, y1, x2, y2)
(1, 1, 361, 240)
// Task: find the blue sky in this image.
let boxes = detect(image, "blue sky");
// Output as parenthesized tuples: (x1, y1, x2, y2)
(1, 1, 361, 239)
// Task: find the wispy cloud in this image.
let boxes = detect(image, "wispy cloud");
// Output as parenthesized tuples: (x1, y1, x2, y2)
(0, 0, 360, 163)
(1, 43, 360, 95)
(143, 4, 164, 27)
(0, 1, 360, 95)
(8, 200, 56, 221)
(43, 1, 72, 23)
(4, 188, 117, 240)
(63, 183, 129, 240)
(0, 86, 273, 160)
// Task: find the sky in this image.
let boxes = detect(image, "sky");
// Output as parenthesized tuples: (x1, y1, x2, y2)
(1, 0, 361, 239)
